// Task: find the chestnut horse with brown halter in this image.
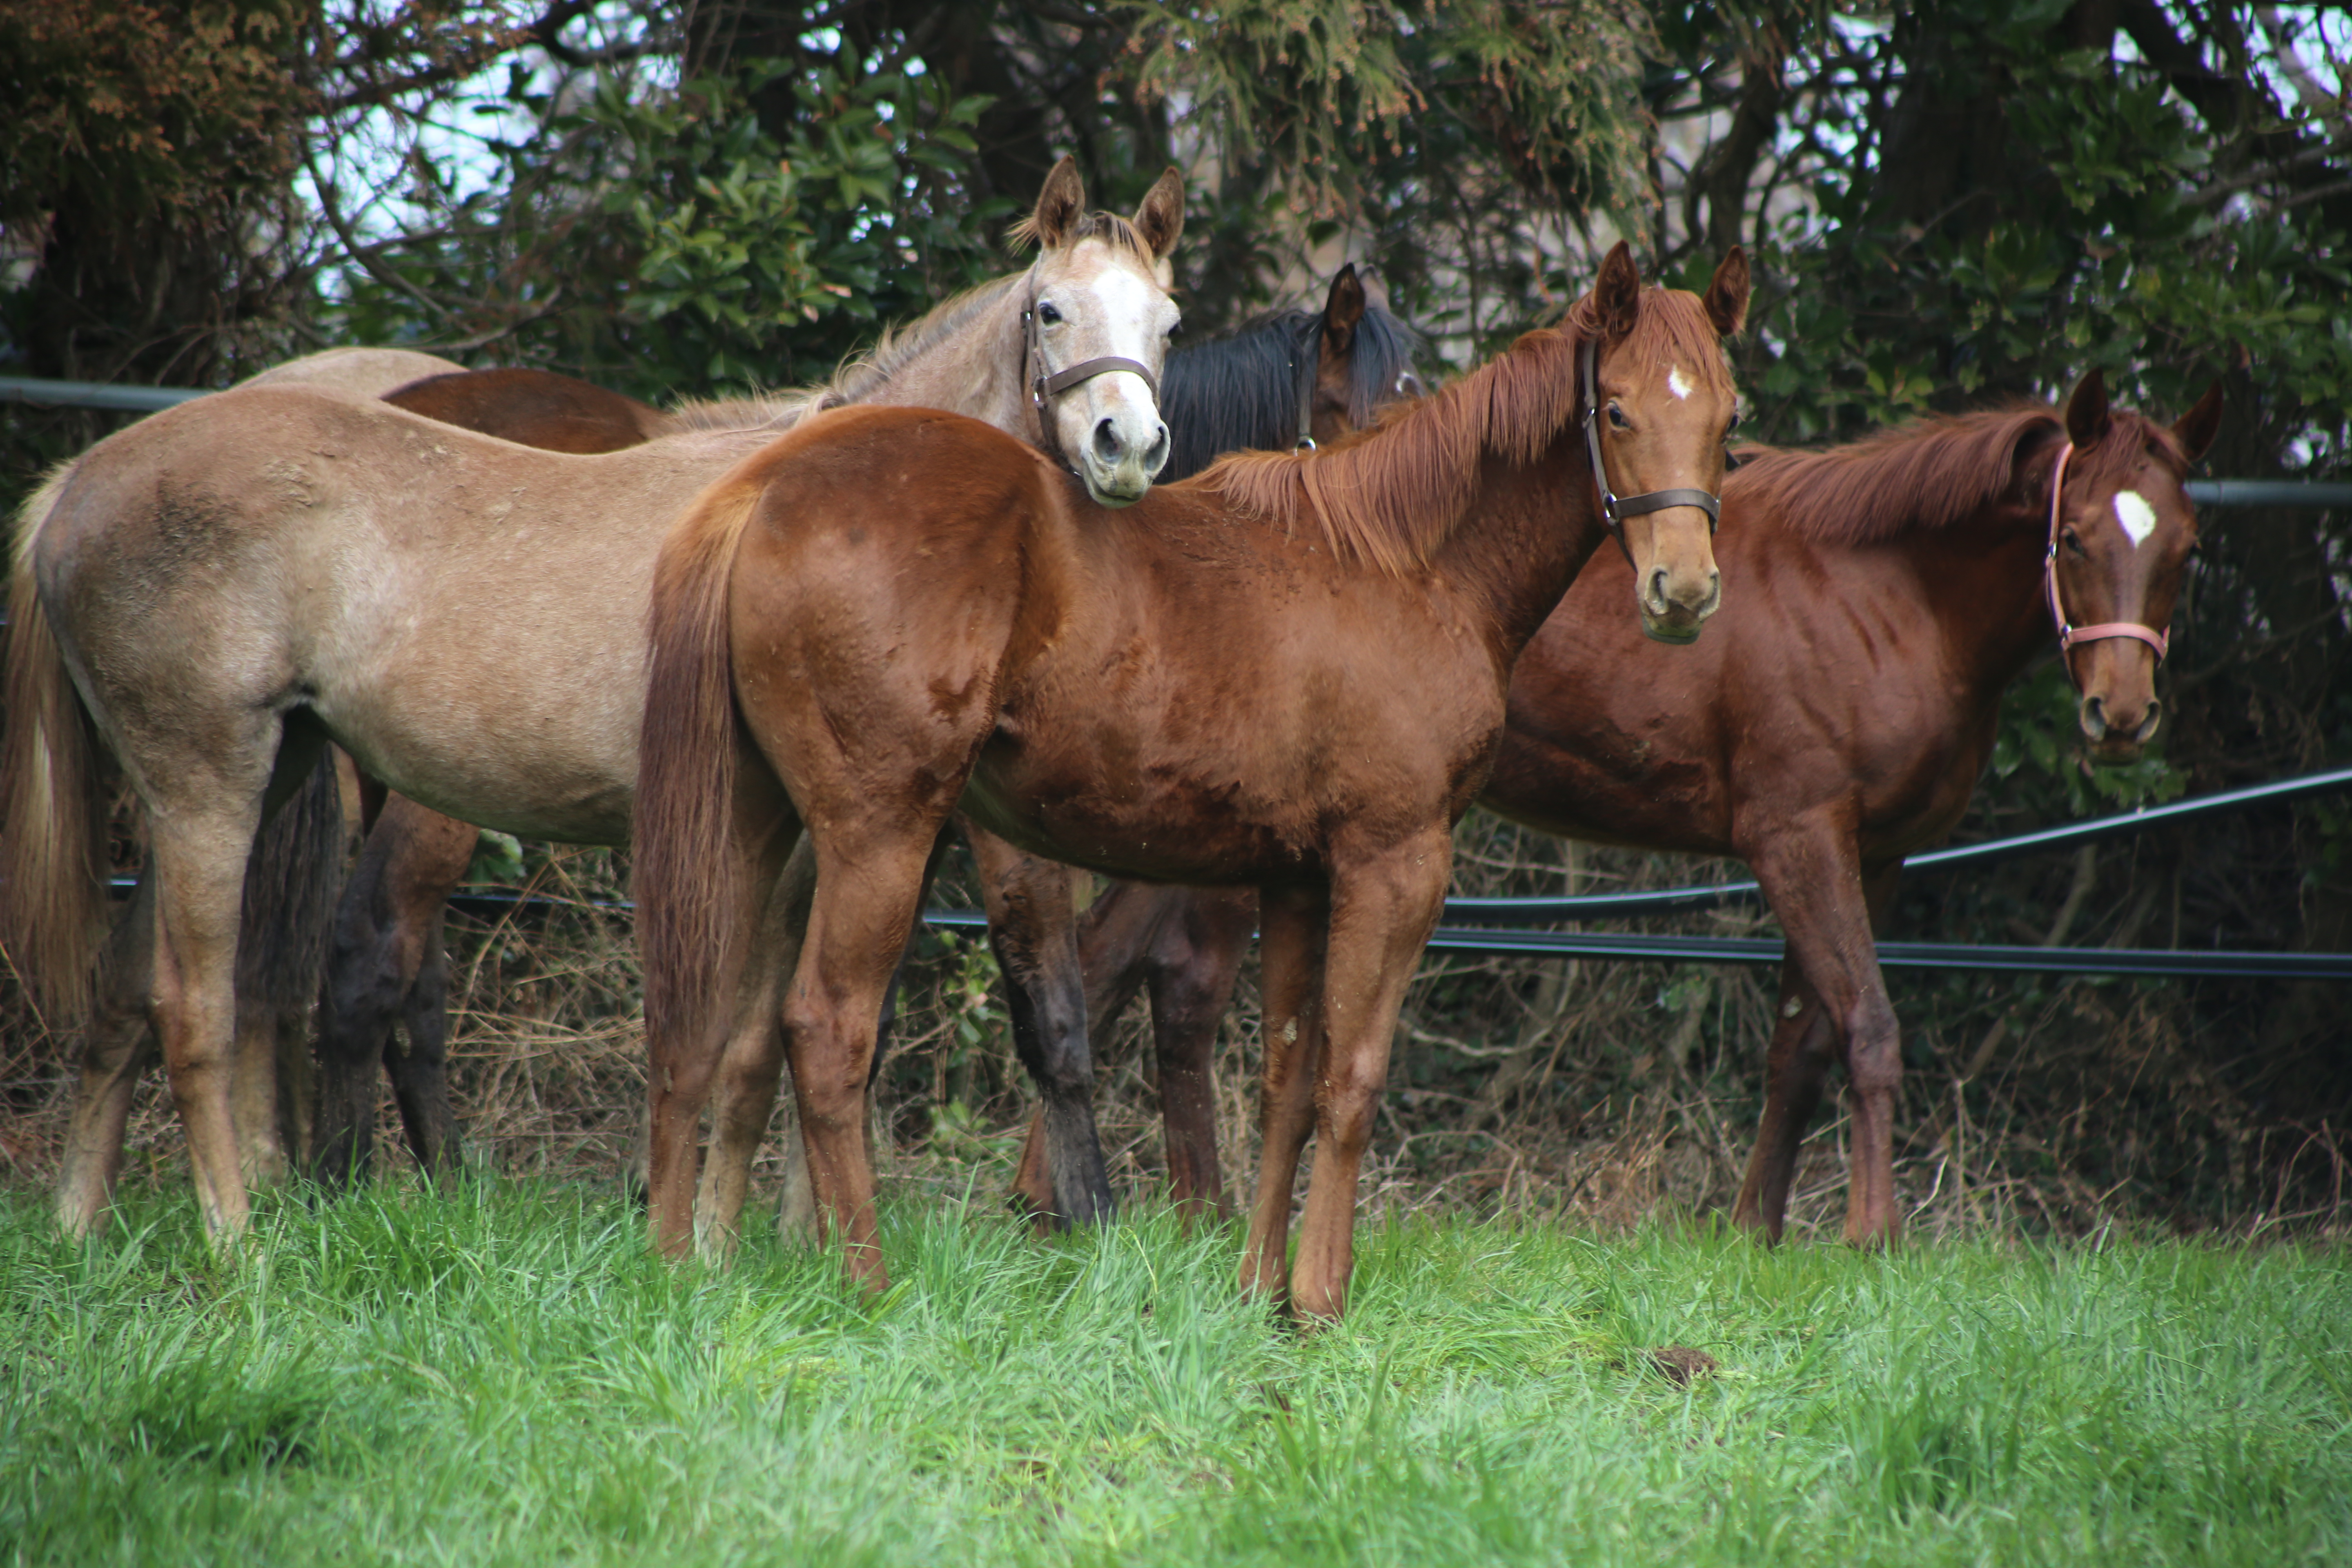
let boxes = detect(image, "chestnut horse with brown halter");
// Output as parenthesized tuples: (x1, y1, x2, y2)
(1029, 367, 2223, 1245)
(631, 244, 1747, 1315)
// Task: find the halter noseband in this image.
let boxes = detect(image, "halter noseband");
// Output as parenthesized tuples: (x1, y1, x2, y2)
(1024, 263, 1162, 477)
(2043, 441, 2171, 685)
(1580, 336, 1721, 566)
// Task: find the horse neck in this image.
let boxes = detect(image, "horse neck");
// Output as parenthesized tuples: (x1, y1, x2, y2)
(1432, 436, 1605, 665)
(853, 283, 1038, 443)
(1892, 499, 2059, 696)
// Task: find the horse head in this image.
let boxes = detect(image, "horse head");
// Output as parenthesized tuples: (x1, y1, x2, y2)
(1016, 156, 1185, 508)
(1580, 241, 1748, 644)
(2047, 368, 2224, 762)
(1304, 264, 1427, 445)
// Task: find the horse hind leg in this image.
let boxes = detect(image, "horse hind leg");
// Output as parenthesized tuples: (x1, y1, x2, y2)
(55, 870, 163, 1240)
(779, 828, 944, 1291)
(697, 830, 808, 1259)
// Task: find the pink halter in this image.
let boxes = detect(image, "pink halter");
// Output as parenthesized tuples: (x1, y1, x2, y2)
(2044, 441, 2170, 685)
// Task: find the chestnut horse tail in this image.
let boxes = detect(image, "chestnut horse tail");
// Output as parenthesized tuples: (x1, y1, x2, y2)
(234, 746, 348, 1029)
(633, 467, 771, 1060)
(1, 463, 110, 1024)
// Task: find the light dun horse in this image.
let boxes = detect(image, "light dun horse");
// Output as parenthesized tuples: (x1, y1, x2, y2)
(3, 158, 1184, 1247)
(632, 243, 1748, 1316)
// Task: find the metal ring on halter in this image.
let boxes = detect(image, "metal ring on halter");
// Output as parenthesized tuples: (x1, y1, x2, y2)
(1293, 336, 1319, 452)
(1579, 336, 1723, 568)
(1022, 266, 1163, 476)
(2042, 440, 2172, 688)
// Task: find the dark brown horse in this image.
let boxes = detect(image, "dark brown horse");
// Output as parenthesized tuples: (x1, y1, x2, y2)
(303, 270, 1423, 1199)
(632, 244, 1747, 1314)
(1036, 368, 2224, 1245)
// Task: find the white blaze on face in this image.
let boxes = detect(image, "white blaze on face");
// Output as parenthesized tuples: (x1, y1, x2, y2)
(1667, 366, 1693, 401)
(2113, 489, 2158, 548)
(1061, 261, 1165, 456)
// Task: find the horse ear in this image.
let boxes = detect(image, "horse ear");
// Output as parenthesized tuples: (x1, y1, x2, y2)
(2173, 379, 2224, 463)
(1704, 246, 1750, 337)
(2064, 368, 2111, 448)
(1592, 241, 1642, 340)
(1131, 166, 1185, 260)
(1030, 156, 1087, 249)
(1322, 264, 1365, 354)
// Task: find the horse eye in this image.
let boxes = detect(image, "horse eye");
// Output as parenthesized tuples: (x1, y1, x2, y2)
(1725, 412, 1741, 437)
(1607, 404, 1630, 430)
(1038, 302, 1062, 325)
(1166, 319, 1180, 337)
(2061, 527, 2087, 559)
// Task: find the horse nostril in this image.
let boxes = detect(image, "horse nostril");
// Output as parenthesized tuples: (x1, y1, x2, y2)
(1094, 418, 1125, 465)
(1145, 423, 1170, 474)
(1700, 568, 1723, 617)
(2080, 695, 2109, 740)
(2134, 699, 2164, 743)
(1647, 567, 1670, 611)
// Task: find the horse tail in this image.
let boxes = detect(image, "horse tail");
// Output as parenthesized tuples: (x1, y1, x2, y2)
(234, 744, 348, 1033)
(633, 465, 771, 1059)
(1, 462, 111, 1024)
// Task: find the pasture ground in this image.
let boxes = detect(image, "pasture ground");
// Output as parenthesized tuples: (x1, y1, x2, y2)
(1, 1178, 2345, 1567)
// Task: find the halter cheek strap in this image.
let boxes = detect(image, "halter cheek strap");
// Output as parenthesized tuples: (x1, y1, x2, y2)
(1579, 336, 1721, 567)
(1024, 264, 1162, 477)
(2043, 441, 2172, 684)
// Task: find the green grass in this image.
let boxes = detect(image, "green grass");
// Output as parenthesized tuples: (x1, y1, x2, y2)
(1, 1180, 2345, 1566)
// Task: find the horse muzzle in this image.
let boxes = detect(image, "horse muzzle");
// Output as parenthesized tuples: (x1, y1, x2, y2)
(1638, 563, 1722, 646)
(2079, 691, 2163, 762)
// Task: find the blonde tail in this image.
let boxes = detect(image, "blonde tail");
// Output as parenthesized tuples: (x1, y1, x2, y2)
(0, 463, 110, 1024)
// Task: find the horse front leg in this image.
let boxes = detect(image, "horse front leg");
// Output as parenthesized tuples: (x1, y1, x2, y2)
(1740, 822, 1906, 1247)
(969, 825, 1113, 1229)
(1240, 882, 1330, 1305)
(1287, 830, 1452, 1322)
(1145, 887, 1254, 1221)
(1729, 963, 1838, 1241)
(56, 870, 162, 1239)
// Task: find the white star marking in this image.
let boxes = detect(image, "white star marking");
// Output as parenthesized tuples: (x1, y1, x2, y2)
(2113, 490, 2158, 548)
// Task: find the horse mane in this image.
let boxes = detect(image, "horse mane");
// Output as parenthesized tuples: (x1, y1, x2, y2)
(1005, 209, 1156, 261)
(1729, 404, 2082, 543)
(1199, 285, 1724, 577)
(659, 273, 1031, 436)
(1159, 310, 1317, 481)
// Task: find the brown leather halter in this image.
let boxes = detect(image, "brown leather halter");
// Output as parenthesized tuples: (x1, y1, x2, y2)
(1024, 264, 1162, 476)
(1580, 336, 1721, 566)
(2043, 441, 2171, 686)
